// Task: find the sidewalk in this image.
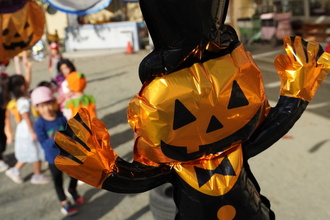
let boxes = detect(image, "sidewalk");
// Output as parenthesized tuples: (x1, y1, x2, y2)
(62, 48, 127, 59)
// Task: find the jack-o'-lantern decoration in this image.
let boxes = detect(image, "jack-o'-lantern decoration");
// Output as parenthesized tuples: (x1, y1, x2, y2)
(52, 0, 330, 219)
(128, 45, 270, 163)
(0, 1, 45, 62)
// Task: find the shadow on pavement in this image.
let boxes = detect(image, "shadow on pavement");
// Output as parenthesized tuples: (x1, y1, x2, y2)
(62, 188, 126, 220)
(4, 152, 16, 167)
(308, 139, 330, 153)
(101, 107, 128, 129)
(87, 71, 128, 84)
(97, 97, 133, 112)
(100, 107, 134, 150)
(124, 205, 151, 220)
(110, 129, 134, 150)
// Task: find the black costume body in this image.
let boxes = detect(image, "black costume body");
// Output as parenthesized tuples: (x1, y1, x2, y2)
(54, 0, 328, 219)
(93, 0, 308, 218)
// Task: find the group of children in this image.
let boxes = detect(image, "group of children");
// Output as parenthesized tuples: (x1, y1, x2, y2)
(0, 42, 97, 216)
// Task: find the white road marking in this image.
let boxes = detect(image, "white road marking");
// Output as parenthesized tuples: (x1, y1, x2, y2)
(307, 102, 330, 109)
(252, 49, 283, 59)
(265, 81, 281, 88)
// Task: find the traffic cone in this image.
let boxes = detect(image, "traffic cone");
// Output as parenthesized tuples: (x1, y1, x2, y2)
(126, 41, 133, 54)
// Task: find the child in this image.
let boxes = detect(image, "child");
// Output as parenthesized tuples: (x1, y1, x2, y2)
(0, 72, 10, 172)
(31, 86, 83, 216)
(5, 58, 34, 143)
(63, 72, 96, 119)
(0, 60, 13, 147)
(56, 59, 76, 111)
(5, 69, 50, 184)
(48, 42, 62, 81)
(13, 50, 28, 75)
(37, 80, 58, 94)
(0, 58, 9, 75)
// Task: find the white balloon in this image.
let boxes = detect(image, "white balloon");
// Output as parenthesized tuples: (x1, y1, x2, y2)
(31, 40, 46, 62)
(45, 0, 112, 16)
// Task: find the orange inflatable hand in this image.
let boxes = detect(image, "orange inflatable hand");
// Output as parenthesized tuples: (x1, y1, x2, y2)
(274, 36, 330, 101)
(55, 108, 118, 188)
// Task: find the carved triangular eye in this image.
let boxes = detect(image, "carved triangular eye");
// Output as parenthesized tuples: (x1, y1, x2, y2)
(173, 99, 196, 130)
(206, 115, 223, 133)
(227, 80, 249, 109)
(24, 22, 30, 29)
(2, 28, 9, 36)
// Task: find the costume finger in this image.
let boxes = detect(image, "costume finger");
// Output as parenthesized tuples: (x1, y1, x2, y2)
(67, 117, 93, 149)
(55, 155, 107, 188)
(55, 131, 90, 161)
(91, 117, 110, 143)
(292, 36, 307, 65)
(55, 154, 83, 167)
(283, 36, 296, 63)
(73, 108, 92, 130)
(274, 54, 291, 73)
(305, 40, 319, 64)
(317, 52, 330, 71)
(91, 118, 118, 163)
(91, 117, 108, 131)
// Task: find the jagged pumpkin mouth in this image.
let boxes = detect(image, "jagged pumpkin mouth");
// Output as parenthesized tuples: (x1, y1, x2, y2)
(160, 108, 262, 161)
(3, 33, 33, 50)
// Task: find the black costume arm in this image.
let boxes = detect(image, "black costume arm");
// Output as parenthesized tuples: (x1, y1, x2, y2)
(54, 108, 173, 193)
(244, 37, 329, 159)
(102, 158, 173, 193)
(243, 96, 308, 159)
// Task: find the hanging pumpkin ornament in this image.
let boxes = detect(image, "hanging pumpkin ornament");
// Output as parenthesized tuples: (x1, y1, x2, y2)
(0, 0, 45, 62)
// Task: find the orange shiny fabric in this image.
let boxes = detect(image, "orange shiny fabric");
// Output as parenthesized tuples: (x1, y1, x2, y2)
(66, 100, 96, 119)
(55, 108, 117, 188)
(0, 1, 45, 61)
(275, 36, 330, 102)
(128, 44, 270, 164)
(173, 144, 243, 196)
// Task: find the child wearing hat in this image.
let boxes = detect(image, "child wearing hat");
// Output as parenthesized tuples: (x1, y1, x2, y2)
(0, 72, 10, 172)
(31, 86, 84, 216)
(62, 72, 96, 120)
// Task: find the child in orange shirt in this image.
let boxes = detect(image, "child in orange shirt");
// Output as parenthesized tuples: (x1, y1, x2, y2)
(62, 72, 96, 119)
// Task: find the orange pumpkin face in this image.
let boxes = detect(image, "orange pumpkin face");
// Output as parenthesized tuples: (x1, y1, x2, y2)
(0, 1, 45, 61)
(128, 45, 270, 164)
(2, 21, 33, 50)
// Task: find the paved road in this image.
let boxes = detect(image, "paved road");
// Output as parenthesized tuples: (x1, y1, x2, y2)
(1, 42, 329, 220)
